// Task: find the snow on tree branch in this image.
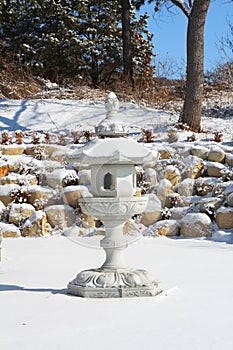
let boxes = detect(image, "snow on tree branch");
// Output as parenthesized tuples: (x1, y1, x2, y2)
(171, 0, 192, 17)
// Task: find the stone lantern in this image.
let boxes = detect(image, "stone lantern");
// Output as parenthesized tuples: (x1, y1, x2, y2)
(67, 92, 162, 298)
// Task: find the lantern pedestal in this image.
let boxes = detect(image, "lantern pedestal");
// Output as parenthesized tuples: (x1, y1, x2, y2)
(67, 197, 162, 298)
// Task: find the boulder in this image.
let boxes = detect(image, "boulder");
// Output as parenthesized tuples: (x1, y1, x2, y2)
(195, 177, 218, 196)
(0, 162, 9, 178)
(25, 144, 63, 158)
(199, 197, 222, 213)
(208, 146, 225, 163)
(158, 146, 174, 160)
(149, 219, 180, 237)
(62, 185, 91, 208)
(0, 145, 24, 156)
(190, 146, 208, 160)
(175, 178, 196, 197)
(213, 181, 233, 198)
(81, 212, 96, 228)
(45, 204, 76, 228)
(155, 179, 173, 207)
(164, 165, 181, 186)
(46, 169, 78, 189)
(8, 203, 35, 226)
(28, 185, 56, 208)
(179, 147, 191, 158)
(50, 151, 66, 163)
(167, 193, 182, 208)
(22, 211, 50, 237)
(123, 219, 141, 235)
(170, 207, 189, 220)
(206, 161, 227, 178)
(141, 193, 162, 226)
(3, 154, 34, 173)
(227, 193, 233, 207)
(0, 222, 21, 238)
(180, 213, 213, 237)
(0, 174, 38, 186)
(223, 183, 233, 199)
(216, 207, 233, 229)
(143, 167, 158, 186)
(225, 153, 233, 167)
(0, 200, 6, 220)
(181, 155, 204, 179)
(0, 184, 20, 206)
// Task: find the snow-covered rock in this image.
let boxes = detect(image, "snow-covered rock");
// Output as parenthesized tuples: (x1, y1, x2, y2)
(181, 155, 204, 179)
(46, 168, 78, 189)
(140, 193, 162, 226)
(175, 178, 195, 197)
(8, 203, 35, 226)
(180, 213, 213, 237)
(199, 197, 222, 213)
(62, 185, 90, 208)
(208, 146, 225, 163)
(195, 177, 218, 196)
(213, 181, 233, 197)
(146, 219, 180, 237)
(0, 184, 20, 206)
(0, 173, 38, 186)
(170, 207, 189, 220)
(154, 179, 173, 207)
(0, 144, 24, 156)
(25, 144, 63, 158)
(0, 222, 21, 237)
(212, 230, 233, 243)
(227, 192, 233, 207)
(28, 185, 56, 208)
(216, 207, 233, 229)
(158, 145, 175, 159)
(50, 150, 66, 163)
(0, 161, 9, 178)
(206, 161, 227, 177)
(225, 153, 233, 167)
(0, 200, 5, 220)
(164, 165, 181, 186)
(45, 204, 76, 228)
(190, 145, 208, 160)
(22, 210, 50, 237)
(142, 167, 158, 186)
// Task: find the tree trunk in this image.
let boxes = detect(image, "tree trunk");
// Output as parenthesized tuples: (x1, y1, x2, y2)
(181, 0, 210, 132)
(121, 0, 134, 86)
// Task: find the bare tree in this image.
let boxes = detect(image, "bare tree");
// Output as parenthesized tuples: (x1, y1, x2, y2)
(133, 0, 211, 131)
(121, 0, 134, 86)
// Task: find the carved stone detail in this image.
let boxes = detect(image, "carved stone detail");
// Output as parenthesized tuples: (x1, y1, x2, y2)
(79, 197, 148, 218)
(95, 92, 129, 137)
(68, 268, 162, 298)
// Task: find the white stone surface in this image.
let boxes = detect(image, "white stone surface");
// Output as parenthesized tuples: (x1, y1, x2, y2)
(67, 95, 161, 298)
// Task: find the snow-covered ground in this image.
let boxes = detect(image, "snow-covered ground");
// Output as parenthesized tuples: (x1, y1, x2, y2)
(0, 97, 233, 349)
(1, 235, 233, 350)
(0, 98, 232, 138)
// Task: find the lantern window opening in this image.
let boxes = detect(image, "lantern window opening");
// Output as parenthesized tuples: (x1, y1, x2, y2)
(104, 172, 115, 190)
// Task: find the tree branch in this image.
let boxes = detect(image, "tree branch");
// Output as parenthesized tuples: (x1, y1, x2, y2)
(171, 0, 191, 17)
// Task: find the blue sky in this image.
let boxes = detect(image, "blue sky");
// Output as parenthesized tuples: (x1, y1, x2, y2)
(139, 1, 233, 75)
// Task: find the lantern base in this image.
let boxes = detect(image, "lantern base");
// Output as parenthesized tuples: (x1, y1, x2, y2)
(67, 268, 162, 298)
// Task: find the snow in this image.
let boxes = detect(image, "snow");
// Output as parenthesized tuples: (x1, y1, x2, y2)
(1, 236, 233, 350)
(0, 97, 233, 349)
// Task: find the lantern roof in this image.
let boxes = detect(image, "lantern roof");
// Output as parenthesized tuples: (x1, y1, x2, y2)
(76, 138, 158, 165)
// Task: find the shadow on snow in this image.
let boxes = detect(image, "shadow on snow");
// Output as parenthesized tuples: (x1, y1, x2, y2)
(0, 100, 28, 131)
(0, 284, 67, 295)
